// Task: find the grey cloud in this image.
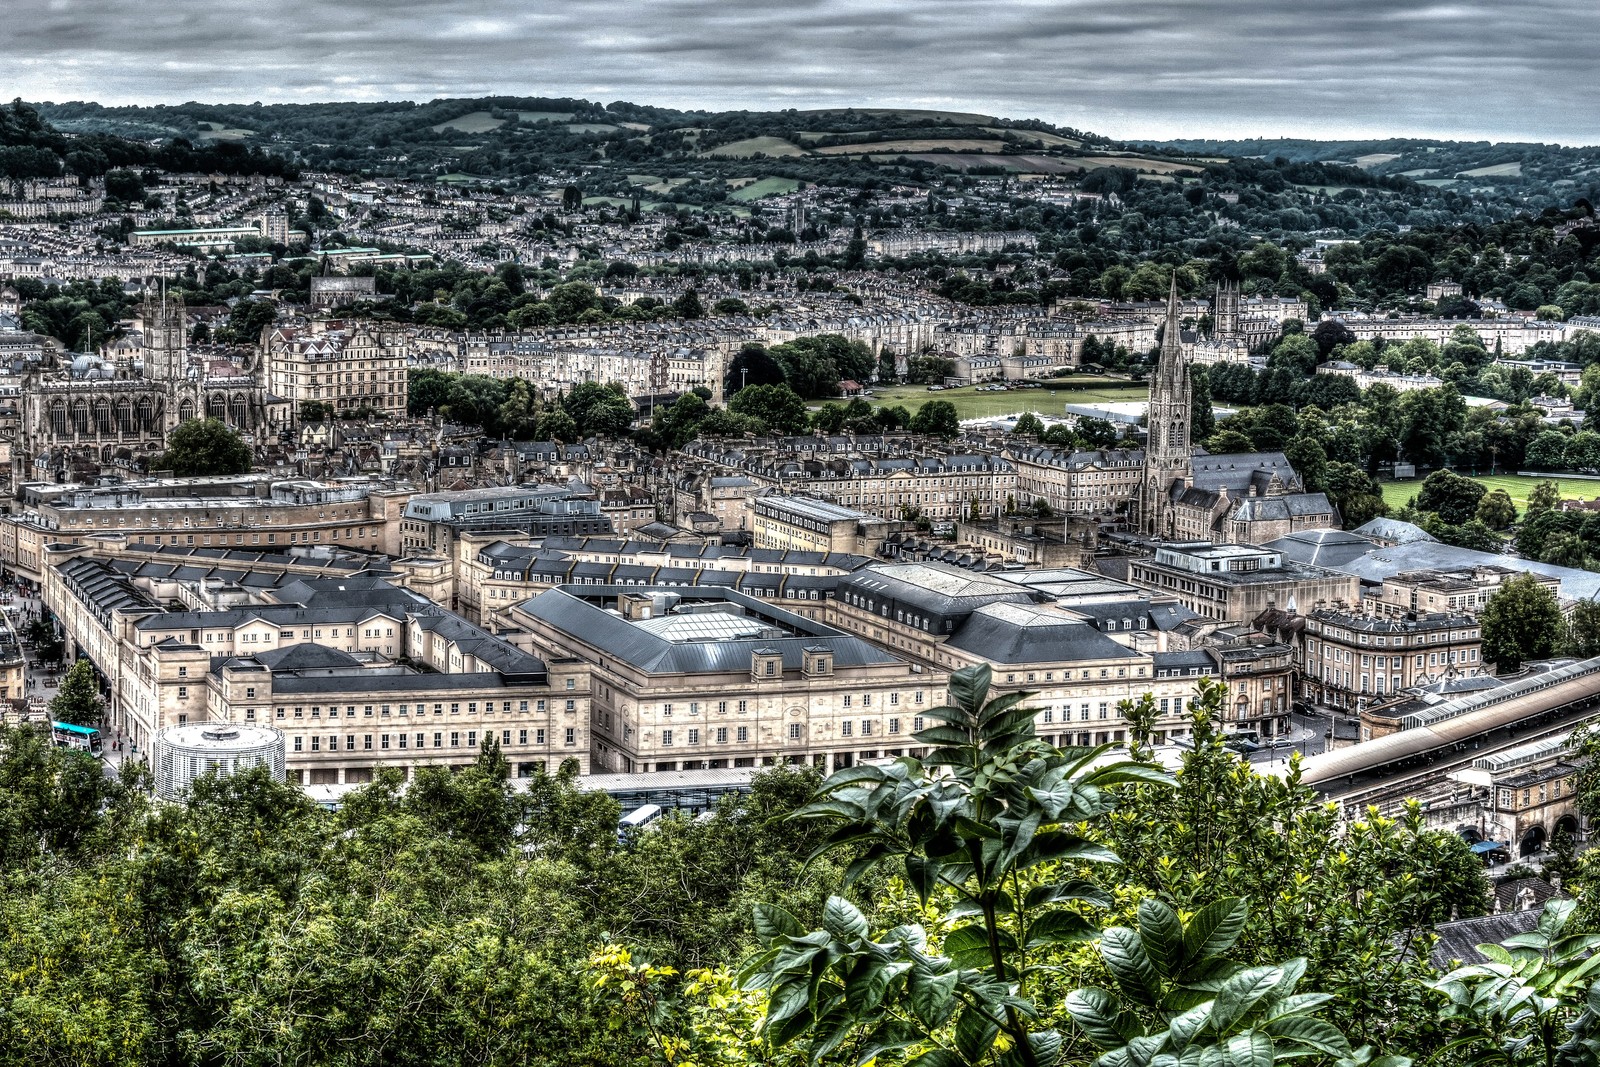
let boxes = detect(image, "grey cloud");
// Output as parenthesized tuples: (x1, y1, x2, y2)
(8, 0, 1599, 143)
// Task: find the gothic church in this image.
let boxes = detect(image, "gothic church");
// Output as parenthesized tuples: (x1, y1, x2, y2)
(13, 291, 272, 485)
(1137, 276, 1338, 545)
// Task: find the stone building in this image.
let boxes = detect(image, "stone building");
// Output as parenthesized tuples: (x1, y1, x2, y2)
(1302, 608, 1485, 714)
(513, 584, 933, 774)
(1126, 542, 1360, 624)
(13, 292, 271, 484)
(43, 546, 584, 780)
(262, 319, 408, 422)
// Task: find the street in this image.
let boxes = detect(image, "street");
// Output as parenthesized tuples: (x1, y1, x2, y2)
(1245, 706, 1337, 765)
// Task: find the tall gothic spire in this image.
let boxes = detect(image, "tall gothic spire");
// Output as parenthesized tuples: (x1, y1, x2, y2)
(1161, 272, 1182, 360)
(1139, 271, 1194, 540)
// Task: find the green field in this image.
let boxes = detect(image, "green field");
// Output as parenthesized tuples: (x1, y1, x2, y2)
(1379, 473, 1599, 514)
(431, 111, 505, 134)
(867, 379, 1148, 420)
(1458, 162, 1522, 178)
(728, 177, 803, 201)
(516, 110, 573, 124)
(702, 136, 807, 159)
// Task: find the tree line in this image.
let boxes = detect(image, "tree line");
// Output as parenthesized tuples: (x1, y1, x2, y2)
(15, 666, 1599, 1066)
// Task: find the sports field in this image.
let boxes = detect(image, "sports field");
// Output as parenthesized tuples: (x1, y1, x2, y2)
(869, 379, 1147, 420)
(1379, 473, 1599, 514)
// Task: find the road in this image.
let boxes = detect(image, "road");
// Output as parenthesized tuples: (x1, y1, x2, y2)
(1244, 707, 1340, 765)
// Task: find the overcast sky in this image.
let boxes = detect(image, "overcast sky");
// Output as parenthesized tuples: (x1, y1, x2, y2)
(10, 0, 1599, 145)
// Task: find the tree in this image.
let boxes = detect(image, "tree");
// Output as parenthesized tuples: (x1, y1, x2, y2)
(1012, 411, 1045, 437)
(1565, 430, 1600, 472)
(1325, 461, 1389, 529)
(1475, 488, 1517, 530)
(562, 381, 635, 439)
(299, 400, 331, 423)
(103, 168, 144, 202)
(742, 665, 1398, 1067)
(1208, 428, 1257, 454)
(909, 399, 960, 439)
(724, 345, 786, 394)
(1566, 599, 1600, 659)
(671, 288, 703, 320)
(25, 616, 63, 665)
(1285, 437, 1329, 494)
(1431, 900, 1600, 1065)
(742, 664, 1174, 1066)
(156, 418, 251, 477)
(562, 184, 583, 210)
(1525, 479, 1563, 522)
(48, 659, 102, 727)
(1480, 573, 1565, 672)
(1190, 363, 1217, 441)
(1540, 532, 1592, 569)
(1414, 469, 1487, 526)
(728, 384, 808, 435)
(1526, 429, 1571, 471)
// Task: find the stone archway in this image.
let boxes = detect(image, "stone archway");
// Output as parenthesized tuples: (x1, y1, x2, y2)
(1520, 824, 1547, 858)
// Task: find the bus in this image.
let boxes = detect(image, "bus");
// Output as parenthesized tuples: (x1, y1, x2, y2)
(617, 803, 664, 842)
(51, 721, 104, 757)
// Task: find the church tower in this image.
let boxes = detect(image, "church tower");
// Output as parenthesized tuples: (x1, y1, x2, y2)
(143, 288, 187, 382)
(1213, 278, 1240, 339)
(1140, 274, 1193, 539)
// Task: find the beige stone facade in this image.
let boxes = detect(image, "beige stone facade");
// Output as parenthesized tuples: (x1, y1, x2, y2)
(264, 320, 408, 421)
(1126, 543, 1360, 623)
(1302, 608, 1485, 713)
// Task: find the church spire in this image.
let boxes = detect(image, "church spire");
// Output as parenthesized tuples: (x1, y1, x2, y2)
(1162, 272, 1182, 360)
(1139, 271, 1194, 540)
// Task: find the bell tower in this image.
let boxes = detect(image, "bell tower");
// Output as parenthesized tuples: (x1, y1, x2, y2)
(143, 287, 187, 382)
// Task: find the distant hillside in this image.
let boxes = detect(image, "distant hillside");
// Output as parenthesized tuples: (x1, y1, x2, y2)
(18, 96, 1600, 245)
(1137, 136, 1600, 198)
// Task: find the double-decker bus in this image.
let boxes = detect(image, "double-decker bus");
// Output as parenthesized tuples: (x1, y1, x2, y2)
(51, 721, 104, 757)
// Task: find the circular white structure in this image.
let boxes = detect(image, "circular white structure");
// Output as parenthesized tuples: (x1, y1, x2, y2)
(152, 722, 285, 801)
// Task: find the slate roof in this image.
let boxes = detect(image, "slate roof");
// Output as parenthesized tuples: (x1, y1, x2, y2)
(1428, 909, 1543, 971)
(839, 563, 1042, 616)
(516, 587, 902, 675)
(1189, 452, 1300, 496)
(946, 602, 1139, 665)
(1267, 529, 1600, 601)
(1354, 517, 1439, 545)
(252, 644, 363, 672)
(1230, 493, 1336, 521)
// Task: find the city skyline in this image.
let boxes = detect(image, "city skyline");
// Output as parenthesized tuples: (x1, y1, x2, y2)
(10, 0, 1600, 145)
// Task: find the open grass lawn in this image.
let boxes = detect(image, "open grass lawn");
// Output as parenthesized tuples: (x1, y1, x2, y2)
(430, 111, 505, 134)
(814, 138, 1012, 155)
(728, 177, 803, 201)
(1458, 162, 1522, 178)
(701, 136, 807, 159)
(866, 379, 1148, 420)
(1379, 472, 1599, 514)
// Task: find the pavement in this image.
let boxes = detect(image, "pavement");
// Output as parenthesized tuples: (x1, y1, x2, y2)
(1245, 709, 1334, 764)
